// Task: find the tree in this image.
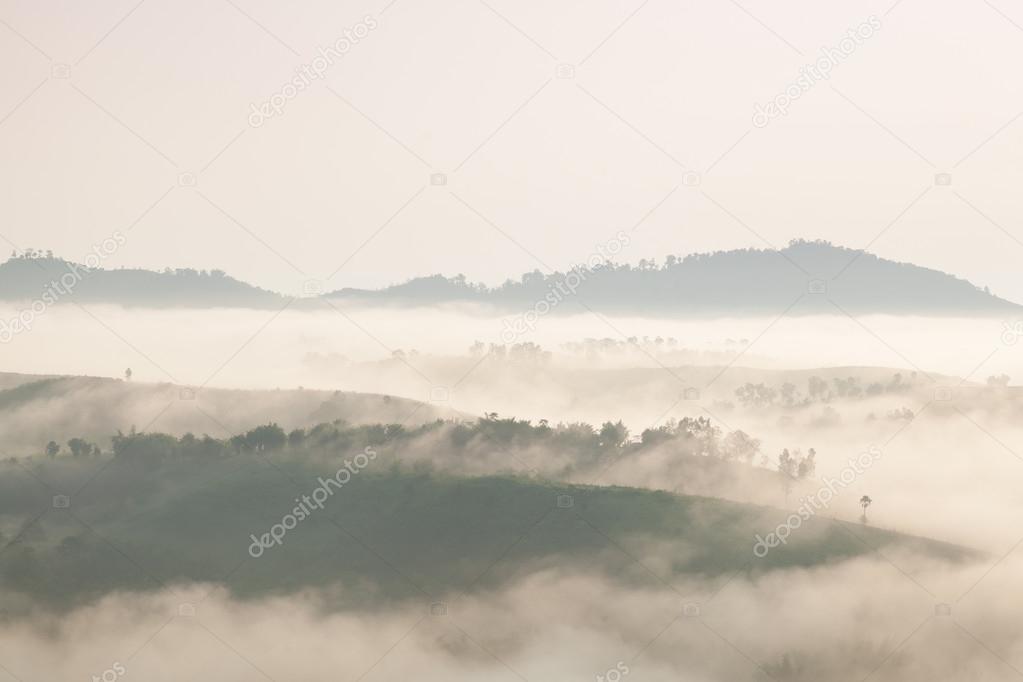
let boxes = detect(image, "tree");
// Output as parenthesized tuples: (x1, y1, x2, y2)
(722, 430, 760, 463)
(599, 420, 629, 448)
(241, 423, 286, 452)
(807, 376, 829, 401)
(860, 495, 872, 523)
(288, 428, 306, 447)
(124, 368, 132, 381)
(45, 441, 60, 458)
(798, 448, 816, 478)
(67, 438, 93, 457)
(735, 382, 777, 408)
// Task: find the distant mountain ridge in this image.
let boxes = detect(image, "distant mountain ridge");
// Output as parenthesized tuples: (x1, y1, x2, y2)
(0, 256, 284, 308)
(0, 241, 1018, 315)
(328, 240, 1021, 316)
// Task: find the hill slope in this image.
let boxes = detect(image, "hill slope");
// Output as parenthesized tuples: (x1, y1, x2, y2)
(328, 240, 1021, 315)
(0, 257, 283, 308)
(0, 374, 458, 454)
(0, 242, 1017, 315)
(0, 461, 972, 613)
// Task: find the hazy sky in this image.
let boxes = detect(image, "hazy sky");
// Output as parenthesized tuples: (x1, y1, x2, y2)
(1, 0, 1022, 298)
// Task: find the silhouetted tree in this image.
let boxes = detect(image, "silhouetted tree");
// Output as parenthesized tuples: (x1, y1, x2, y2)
(599, 420, 629, 448)
(860, 495, 872, 523)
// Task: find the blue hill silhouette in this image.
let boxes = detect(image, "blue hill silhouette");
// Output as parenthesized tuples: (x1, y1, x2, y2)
(0, 241, 1016, 315)
(326, 240, 1021, 316)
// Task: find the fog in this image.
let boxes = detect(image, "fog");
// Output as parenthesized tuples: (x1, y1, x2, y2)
(6, 0, 1022, 674)
(1, 304, 1022, 554)
(1, 556, 1021, 682)
(2, 303, 1022, 681)
(0, 302, 1018, 393)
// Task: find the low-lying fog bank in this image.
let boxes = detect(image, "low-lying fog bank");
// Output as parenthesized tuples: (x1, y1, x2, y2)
(1, 556, 1021, 681)
(0, 304, 1018, 392)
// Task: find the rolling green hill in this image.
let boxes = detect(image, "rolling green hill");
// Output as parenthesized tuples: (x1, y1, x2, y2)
(0, 453, 972, 614)
(0, 374, 460, 455)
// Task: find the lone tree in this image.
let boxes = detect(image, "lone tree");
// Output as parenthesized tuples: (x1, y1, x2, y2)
(860, 495, 872, 523)
(45, 441, 60, 458)
(67, 438, 91, 457)
(124, 368, 132, 381)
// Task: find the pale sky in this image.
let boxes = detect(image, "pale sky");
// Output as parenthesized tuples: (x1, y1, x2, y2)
(1, 0, 1022, 298)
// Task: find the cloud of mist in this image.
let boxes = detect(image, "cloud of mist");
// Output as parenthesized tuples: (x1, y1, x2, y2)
(1, 554, 1020, 682)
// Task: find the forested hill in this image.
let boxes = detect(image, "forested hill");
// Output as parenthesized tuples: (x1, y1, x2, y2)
(0, 242, 1017, 315)
(0, 256, 284, 308)
(327, 240, 1021, 315)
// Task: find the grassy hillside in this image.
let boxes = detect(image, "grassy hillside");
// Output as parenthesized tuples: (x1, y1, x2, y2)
(0, 374, 460, 454)
(0, 454, 972, 614)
